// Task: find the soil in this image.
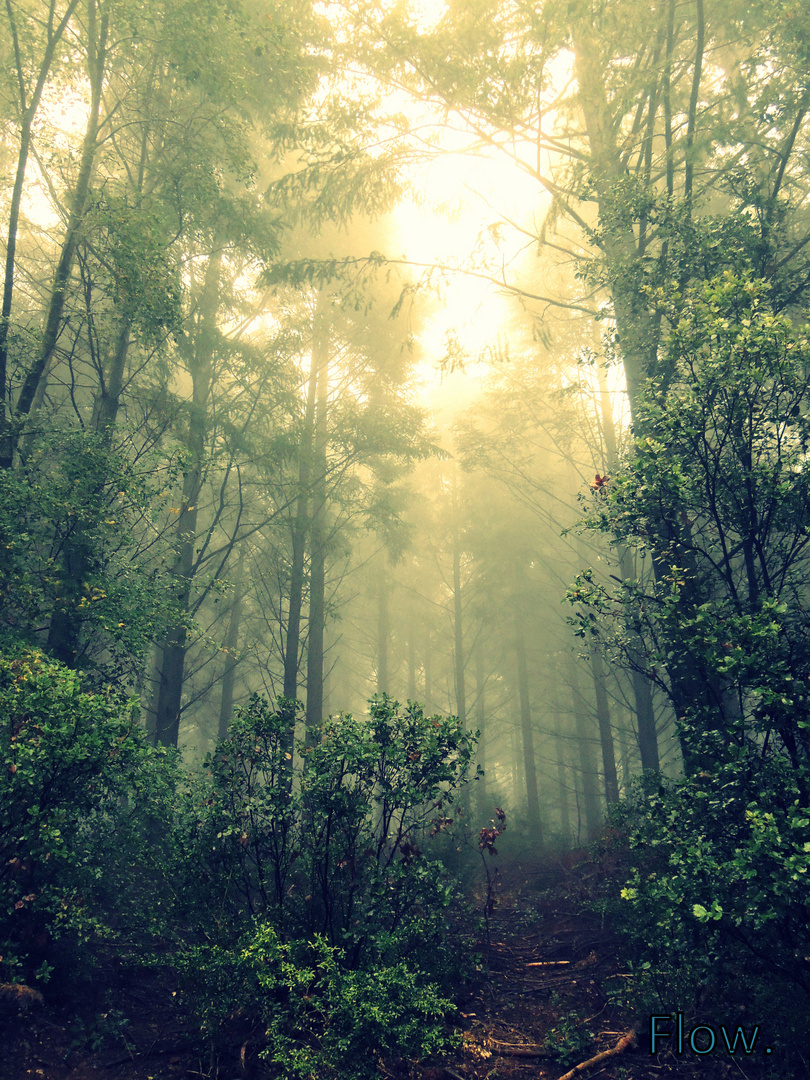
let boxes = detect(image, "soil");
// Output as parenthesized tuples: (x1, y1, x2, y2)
(0, 852, 786, 1080)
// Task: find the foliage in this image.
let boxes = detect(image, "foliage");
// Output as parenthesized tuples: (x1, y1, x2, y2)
(570, 270, 810, 1065)
(0, 425, 182, 680)
(606, 761, 810, 1060)
(177, 693, 476, 958)
(180, 925, 460, 1080)
(568, 272, 810, 771)
(167, 693, 476, 1068)
(0, 645, 158, 984)
(543, 1009, 594, 1067)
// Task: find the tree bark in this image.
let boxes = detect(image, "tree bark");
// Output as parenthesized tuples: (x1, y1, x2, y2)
(217, 545, 245, 742)
(567, 650, 602, 837)
(452, 531, 467, 728)
(474, 640, 488, 819)
(376, 571, 389, 695)
(91, 318, 132, 435)
(589, 642, 619, 805)
(0, 0, 82, 464)
(282, 318, 320, 704)
(423, 636, 433, 713)
(598, 340, 661, 773)
(7, 1, 109, 464)
(554, 709, 572, 845)
(304, 295, 329, 740)
(153, 242, 222, 748)
(515, 604, 542, 844)
(407, 609, 417, 700)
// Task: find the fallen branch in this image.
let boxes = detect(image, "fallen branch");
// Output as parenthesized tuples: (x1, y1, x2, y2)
(556, 1029, 636, 1080)
(489, 1041, 552, 1058)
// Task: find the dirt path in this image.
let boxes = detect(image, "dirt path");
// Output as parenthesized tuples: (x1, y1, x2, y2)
(441, 855, 763, 1080)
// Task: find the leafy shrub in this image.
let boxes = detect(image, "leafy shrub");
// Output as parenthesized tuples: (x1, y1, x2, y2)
(607, 756, 810, 1063)
(179, 694, 476, 961)
(544, 1010, 594, 1067)
(180, 923, 460, 1080)
(0, 646, 157, 984)
(171, 693, 476, 1071)
(569, 270, 810, 1069)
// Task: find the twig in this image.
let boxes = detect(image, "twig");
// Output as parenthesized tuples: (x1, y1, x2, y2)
(556, 1029, 636, 1080)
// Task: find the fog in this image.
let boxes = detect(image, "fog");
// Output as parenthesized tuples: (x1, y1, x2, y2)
(2, 1, 808, 1073)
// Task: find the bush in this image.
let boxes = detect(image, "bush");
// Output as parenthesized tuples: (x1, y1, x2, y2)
(607, 756, 810, 1066)
(179, 924, 459, 1080)
(0, 645, 157, 985)
(171, 693, 477, 1070)
(179, 694, 476, 959)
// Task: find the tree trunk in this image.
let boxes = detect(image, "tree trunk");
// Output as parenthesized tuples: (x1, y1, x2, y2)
(376, 571, 389, 695)
(571, 21, 659, 419)
(618, 721, 631, 795)
(217, 545, 245, 742)
(589, 642, 619, 805)
(452, 531, 467, 727)
(44, 316, 134, 665)
(597, 345, 660, 774)
(567, 649, 602, 837)
(153, 242, 222, 748)
(423, 637, 433, 713)
(515, 605, 542, 844)
(573, 17, 721, 773)
(304, 296, 329, 740)
(407, 610, 417, 700)
(474, 640, 489, 821)
(283, 322, 320, 705)
(0, 0, 82, 465)
(9, 1, 109, 462)
(554, 710, 572, 846)
(91, 318, 132, 435)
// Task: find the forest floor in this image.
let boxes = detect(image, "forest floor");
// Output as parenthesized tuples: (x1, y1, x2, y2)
(0, 853, 778, 1080)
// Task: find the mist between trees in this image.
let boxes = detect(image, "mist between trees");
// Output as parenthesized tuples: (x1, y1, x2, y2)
(1, 0, 809, 1075)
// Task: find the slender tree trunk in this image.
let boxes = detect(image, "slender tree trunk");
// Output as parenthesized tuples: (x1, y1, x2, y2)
(515, 605, 542, 844)
(683, 0, 705, 203)
(474, 640, 488, 820)
(283, 328, 320, 704)
(0, 0, 82, 464)
(618, 721, 631, 795)
(153, 243, 222, 748)
(629, 657, 659, 771)
(571, 21, 658, 418)
(452, 531, 467, 727)
(7, 1, 109, 465)
(423, 637, 433, 713)
(554, 710, 571, 846)
(217, 546, 245, 742)
(597, 359, 661, 773)
(304, 296, 329, 740)
(568, 650, 602, 837)
(44, 315, 134, 664)
(589, 642, 619, 805)
(407, 611, 416, 700)
(91, 318, 132, 435)
(573, 16, 723, 773)
(376, 572, 389, 695)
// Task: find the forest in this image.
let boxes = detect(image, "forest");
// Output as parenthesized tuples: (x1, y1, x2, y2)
(1, 0, 809, 1077)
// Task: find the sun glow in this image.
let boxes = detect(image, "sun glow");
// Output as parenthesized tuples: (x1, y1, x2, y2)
(393, 139, 548, 403)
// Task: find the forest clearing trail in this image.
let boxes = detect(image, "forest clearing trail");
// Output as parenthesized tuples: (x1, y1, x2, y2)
(442, 855, 757, 1080)
(0, 854, 765, 1080)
